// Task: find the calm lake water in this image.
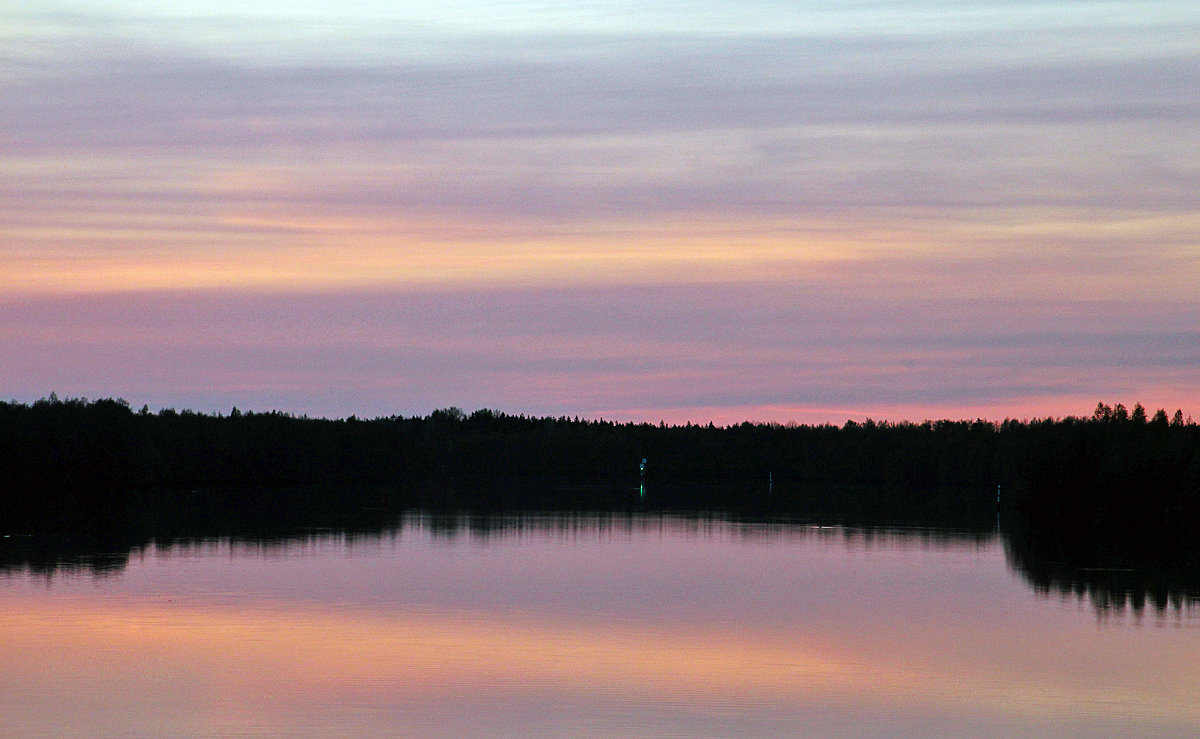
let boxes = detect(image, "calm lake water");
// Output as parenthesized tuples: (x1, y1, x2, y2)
(3, 507, 1199, 738)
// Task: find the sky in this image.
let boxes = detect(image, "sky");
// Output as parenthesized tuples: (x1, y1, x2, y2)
(3, 0, 1198, 424)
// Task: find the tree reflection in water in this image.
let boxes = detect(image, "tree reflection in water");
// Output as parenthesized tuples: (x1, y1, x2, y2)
(4, 481, 1199, 618)
(1002, 511, 1200, 618)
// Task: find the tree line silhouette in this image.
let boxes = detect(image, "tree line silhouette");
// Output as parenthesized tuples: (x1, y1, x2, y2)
(2, 395, 1198, 526)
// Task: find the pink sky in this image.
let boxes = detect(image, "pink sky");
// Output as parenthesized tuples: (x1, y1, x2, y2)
(3, 2, 1198, 424)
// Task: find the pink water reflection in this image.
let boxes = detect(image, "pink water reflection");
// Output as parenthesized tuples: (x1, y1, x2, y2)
(3, 517, 1199, 737)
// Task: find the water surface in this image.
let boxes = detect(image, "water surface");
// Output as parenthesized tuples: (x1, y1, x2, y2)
(3, 511, 1198, 737)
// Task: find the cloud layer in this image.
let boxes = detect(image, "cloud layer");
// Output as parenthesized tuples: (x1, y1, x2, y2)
(3, 2, 1198, 421)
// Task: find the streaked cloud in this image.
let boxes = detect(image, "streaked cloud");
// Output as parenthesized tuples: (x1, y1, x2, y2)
(2, 1, 1198, 421)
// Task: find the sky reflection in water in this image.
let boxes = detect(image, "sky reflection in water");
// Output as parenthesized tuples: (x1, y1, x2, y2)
(3, 515, 1200, 737)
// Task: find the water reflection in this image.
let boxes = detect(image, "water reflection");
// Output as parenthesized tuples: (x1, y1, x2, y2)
(5, 488, 1200, 737)
(2, 482, 1199, 617)
(0, 537, 131, 578)
(1002, 513, 1200, 619)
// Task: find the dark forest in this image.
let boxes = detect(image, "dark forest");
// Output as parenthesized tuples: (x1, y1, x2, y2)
(3, 396, 1198, 526)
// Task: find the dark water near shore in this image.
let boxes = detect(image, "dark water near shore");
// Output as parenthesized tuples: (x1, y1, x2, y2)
(3, 483, 1199, 737)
